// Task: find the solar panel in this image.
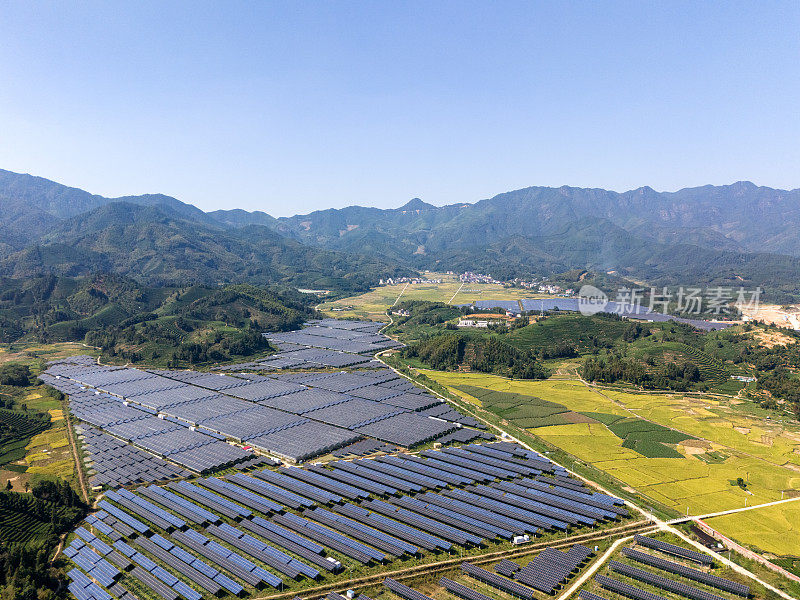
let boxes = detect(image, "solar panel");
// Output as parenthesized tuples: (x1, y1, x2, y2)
(595, 574, 669, 600)
(228, 473, 314, 510)
(621, 548, 748, 596)
(439, 577, 493, 600)
(461, 562, 536, 600)
(287, 466, 370, 500)
(363, 499, 481, 546)
(332, 503, 449, 552)
(197, 477, 283, 514)
(391, 496, 504, 539)
(633, 535, 713, 565)
(384, 577, 433, 600)
(305, 507, 418, 557)
(271, 513, 374, 564)
(239, 517, 341, 573)
(132, 536, 221, 595)
(609, 560, 727, 600)
(579, 592, 611, 600)
(314, 464, 399, 496)
(168, 481, 251, 519)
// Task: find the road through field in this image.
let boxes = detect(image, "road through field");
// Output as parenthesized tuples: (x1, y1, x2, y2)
(373, 335, 796, 598)
(392, 282, 410, 307)
(670, 495, 800, 523)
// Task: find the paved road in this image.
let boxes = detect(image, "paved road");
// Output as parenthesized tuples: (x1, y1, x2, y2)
(669, 495, 800, 524)
(372, 332, 798, 600)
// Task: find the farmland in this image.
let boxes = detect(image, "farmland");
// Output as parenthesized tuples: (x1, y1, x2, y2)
(422, 370, 800, 516)
(703, 500, 800, 556)
(319, 273, 551, 321)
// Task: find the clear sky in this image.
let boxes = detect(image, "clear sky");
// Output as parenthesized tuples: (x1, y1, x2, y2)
(1, 2, 798, 216)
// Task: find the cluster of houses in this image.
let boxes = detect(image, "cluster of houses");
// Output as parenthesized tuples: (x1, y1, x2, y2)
(457, 312, 519, 328)
(458, 271, 503, 284)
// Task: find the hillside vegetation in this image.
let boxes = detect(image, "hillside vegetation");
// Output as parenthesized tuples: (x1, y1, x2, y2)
(393, 301, 800, 416)
(0, 274, 319, 366)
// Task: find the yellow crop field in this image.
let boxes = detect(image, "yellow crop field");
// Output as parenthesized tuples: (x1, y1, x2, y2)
(704, 500, 800, 556)
(23, 411, 75, 482)
(422, 370, 800, 517)
(319, 275, 554, 319)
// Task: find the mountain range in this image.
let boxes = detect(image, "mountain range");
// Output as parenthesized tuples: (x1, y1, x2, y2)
(2, 168, 800, 299)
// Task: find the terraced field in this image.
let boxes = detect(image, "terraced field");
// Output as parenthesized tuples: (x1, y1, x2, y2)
(0, 492, 63, 544)
(0, 407, 51, 465)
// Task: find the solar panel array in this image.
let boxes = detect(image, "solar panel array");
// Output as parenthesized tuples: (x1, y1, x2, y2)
(439, 576, 493, 600)
(596, 574, 670, 600)
(266, 321, 402, 355)
(384, 577, 434, 600)
(609, 560, 728, 600)
(65, 437, 632, 600)
(78, 426, 191, 487)
(634, 534, 714, 565)
(621, 548, 749, 597)
(41, 371, 251, 473)
(461, 562, 536, 600)
(513, 544, 593, 593)
(46, 340, 484, 464)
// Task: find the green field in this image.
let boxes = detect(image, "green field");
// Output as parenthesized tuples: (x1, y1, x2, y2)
(0, 407, 50, 466)
(425, 370, 800, 516)
(0, 491, 75, 544)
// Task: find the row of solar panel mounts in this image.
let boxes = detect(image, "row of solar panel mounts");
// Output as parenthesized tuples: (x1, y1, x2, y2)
(513, 547, 587, 593)
(461, 562, 536, 600)
(112, 444, 594, 550)
(92, 491, 325, 595)
(384, 577, 434, 600)
(609, 560, 729, 600)
(111, 483, 337, 582)
(84, 446, 604, 596)
(68, 568, 113, 600)
(621, 547, 749, 596)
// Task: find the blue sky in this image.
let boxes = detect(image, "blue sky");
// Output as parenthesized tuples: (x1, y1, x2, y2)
(1, 2, 798, 216)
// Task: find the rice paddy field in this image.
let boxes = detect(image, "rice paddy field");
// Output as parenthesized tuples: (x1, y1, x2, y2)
(422, 371, 800, 518)
(703, 500, 800, 556)
(319, 274, 550, 320)
(0, 387, 77, 492)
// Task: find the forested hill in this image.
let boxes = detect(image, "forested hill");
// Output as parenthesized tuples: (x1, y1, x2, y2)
(271, 184, 800, 300)
(0, 274, 318, 366)
(4, 168, 800, 299)
(0, 170, 406, 292)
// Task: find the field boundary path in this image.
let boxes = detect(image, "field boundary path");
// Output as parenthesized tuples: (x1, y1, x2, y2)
(557, 535, 634, 600)
(372, 329, 796, 599)
(693, 519, 800, 585)
(392, 282, 410, 307)
(448, 281, 465, 304)
(669, 496, 800, 523)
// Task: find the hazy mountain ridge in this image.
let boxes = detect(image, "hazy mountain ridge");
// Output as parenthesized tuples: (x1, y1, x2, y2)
(2, 168, 800, 298)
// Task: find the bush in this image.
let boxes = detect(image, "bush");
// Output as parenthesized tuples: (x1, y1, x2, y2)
(0, 363, 32, 387)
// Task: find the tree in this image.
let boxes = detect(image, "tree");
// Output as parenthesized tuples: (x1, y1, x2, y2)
(4, 481, 11, 491)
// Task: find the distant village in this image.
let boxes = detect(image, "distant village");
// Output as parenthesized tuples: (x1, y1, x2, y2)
(381, 272, 577, 296)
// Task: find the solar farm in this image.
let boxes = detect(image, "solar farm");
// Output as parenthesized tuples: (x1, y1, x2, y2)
(41, 320, 489, 476)
(61, 436, 643, 600)
(39, 318, 777, 600)
(576, 535, 752, 600)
